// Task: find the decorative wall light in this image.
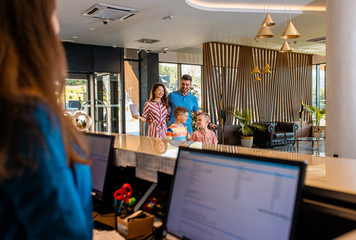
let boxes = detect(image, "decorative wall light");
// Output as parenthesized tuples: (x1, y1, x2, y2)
(251, 66, 261, 81)
(252, 62, 271, 82)
(251, 66, 261, 74)
(254, 75, 261, 81)
(262, 64, 271, 74)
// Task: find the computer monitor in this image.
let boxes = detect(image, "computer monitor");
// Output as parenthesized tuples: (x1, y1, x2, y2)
(84, 132, 115, 202)
(165, 147, 306, 240)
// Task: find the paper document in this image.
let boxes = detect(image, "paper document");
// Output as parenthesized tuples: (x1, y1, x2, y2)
(129, 104, 139, 116)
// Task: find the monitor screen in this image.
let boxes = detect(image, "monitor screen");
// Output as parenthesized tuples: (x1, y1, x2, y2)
(85, 133, 114, 197)
(165, 147, 306, 240)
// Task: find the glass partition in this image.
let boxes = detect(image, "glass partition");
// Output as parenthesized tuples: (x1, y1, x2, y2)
(93, 72, 121, 133)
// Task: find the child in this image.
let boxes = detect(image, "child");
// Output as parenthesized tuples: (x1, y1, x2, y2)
(167, 106, 190, 141)
(190, 112, 218, 144)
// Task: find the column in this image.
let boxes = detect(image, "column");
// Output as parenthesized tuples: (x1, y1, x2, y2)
(326, 0, 356, 159)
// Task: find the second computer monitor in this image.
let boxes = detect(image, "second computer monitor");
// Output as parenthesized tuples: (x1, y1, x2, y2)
(165, 147, 306, 240)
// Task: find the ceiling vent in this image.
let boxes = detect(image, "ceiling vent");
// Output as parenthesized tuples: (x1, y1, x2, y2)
(136, 38, 161, 44)
(306, 36, 326, 44)
(81, 3, 140, 21)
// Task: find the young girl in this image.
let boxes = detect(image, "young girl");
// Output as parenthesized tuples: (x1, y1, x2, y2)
(134, 83, 170, 138)
(0, 1, 92, 239)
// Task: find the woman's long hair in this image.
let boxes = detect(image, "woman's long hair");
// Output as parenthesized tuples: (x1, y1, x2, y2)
(148, 83, 169, 108)
(0, 0, 88, 181)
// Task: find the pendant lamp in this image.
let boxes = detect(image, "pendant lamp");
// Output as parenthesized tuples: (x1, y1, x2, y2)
(279, 40, 292, 53)
(280, 20, 301, 39)
(251, 66, 261, 74)
(261, 13, 276, 26)
(255, 25, 274, 39)
(254, 75, 261, 81)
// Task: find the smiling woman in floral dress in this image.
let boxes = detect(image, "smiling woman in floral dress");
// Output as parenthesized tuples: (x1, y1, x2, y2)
(133, 83, 170, 138)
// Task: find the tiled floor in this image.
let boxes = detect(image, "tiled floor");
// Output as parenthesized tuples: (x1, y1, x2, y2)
(271, 140, 325, 157)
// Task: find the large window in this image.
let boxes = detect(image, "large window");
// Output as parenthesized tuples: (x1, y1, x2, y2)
(181, 64, 202, 106)
(159, 63, 202, 107)
(312, 64, 326, 126)
(159, 63, 178, 93)
(65, 74, 89, 111)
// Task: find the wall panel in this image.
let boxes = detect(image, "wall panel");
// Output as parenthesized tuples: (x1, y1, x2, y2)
(202, 42, 312, 125)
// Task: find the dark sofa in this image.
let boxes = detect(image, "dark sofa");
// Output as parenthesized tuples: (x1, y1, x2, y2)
(253, 121, 298, 148)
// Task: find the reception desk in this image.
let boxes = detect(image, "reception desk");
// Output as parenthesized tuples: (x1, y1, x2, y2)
(94, 132, 356, 238)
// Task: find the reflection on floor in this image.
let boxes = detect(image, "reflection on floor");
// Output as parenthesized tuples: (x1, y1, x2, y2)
(271, 140, 325, 157)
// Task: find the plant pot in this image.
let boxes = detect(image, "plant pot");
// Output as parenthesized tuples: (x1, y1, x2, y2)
(314, 130, 324, 138)
(241, 136, 253, 148)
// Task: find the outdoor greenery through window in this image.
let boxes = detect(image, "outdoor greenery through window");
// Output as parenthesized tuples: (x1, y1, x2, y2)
(65, 74, 89, 111)
(312, 64, 326, 126)
(159, 63, 202, 107)
(159, 63, 178, 93)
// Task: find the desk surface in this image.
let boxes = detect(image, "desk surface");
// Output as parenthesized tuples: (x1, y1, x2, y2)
(93, 132, 356, 198)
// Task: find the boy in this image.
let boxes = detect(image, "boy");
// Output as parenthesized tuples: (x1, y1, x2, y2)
(190, 112, 218, 144)
(167, 106, 190, 141)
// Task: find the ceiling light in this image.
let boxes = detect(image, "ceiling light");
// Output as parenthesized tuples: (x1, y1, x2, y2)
(279, 40, 292, 53)
(280, 20, 301, 39)
(89, 28, 95, 31)
(255, 25, 274, 39)
(261, 13, 275, 26)
(73, 36, 78, 39)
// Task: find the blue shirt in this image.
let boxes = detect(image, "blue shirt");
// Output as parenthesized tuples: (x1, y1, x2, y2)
(0, 105, 92, 240)
(168, 90, 199, 133)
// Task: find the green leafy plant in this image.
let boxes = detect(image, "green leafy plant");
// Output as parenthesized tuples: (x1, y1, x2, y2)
(305, 105, 326, 131)
(232, 108, 266, 136)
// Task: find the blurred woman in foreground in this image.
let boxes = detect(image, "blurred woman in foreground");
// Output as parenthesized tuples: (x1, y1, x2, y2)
(0, 0, 92, 239)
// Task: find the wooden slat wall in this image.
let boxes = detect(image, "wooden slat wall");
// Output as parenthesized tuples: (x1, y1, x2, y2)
(202, 42, 312, 124)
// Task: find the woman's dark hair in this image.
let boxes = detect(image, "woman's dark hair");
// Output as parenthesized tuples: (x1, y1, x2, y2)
(149, 83, 169, 108)
(0, 0, 88, 181)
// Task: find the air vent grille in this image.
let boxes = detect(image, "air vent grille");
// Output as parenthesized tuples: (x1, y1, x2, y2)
(81, 3, 140, 21)
(136, 38, 161, 44)
(306, 36, 326, 44)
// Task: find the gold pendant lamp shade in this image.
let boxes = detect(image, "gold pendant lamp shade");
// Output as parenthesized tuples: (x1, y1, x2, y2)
(279, 40, 292, 53)
(254, 75, 261, 81)
(261, 13, 276, 26)
(262, 64, 271, 74)
(255, 25, 274, 39)
(251, 66, 261, 74)
(280, 21, 301, 39)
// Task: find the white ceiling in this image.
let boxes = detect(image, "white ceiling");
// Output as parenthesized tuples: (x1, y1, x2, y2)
(57, 0, 326, 55)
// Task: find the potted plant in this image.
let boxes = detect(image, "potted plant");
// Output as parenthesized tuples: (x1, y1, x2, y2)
(232, 108, 266, 148)
(304, 105, 326, 138)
